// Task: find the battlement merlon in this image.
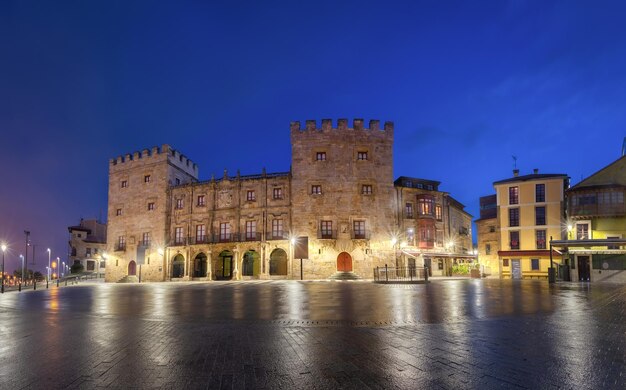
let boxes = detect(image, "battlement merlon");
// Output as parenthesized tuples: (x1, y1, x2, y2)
(109, 144, 199, 178)
(290, 118, 394, 135)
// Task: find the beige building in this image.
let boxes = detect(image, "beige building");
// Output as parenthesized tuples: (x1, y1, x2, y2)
(104, 119, 474, 282)
(494, 169, 569, 279)
(68, 219, 107, 276)
(475, 195, 499, 276)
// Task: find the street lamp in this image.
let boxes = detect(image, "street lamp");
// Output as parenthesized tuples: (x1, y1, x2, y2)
(20, 254, 25, 285)
(47, 248, 51, 283)
(1, 243, 6, 293)
(62, 262, 65, 277)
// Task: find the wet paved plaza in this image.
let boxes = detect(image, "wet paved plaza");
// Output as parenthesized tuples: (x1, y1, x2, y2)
(0, 279, 624, 389)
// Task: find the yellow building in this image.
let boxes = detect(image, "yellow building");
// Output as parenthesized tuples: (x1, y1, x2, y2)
(563, 155, 626, 282)
(475, 195, 499, 276)
(494, 169, 569, 279)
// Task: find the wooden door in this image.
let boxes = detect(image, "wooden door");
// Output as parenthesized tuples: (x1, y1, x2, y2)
(337, 252, 352, 272)
(128, 260, 137, 276)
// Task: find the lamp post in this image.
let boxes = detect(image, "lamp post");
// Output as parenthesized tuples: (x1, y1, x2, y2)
(47, 248, 51, 286)
(19, 254, 24, 291)
(55, 257, 60, 286)
(1, 243, 6, 293)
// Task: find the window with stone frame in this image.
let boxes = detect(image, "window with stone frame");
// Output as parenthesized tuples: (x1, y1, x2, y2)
(142, 232, 151, 247)
(121, 180, 128, 188)
(117, 236, 126, 251)
(197, 195, 206, 206)
(176, 198, 184, 209)
(353, 221, 366, 239)
(116, 208, 122, 216)
(196, 224, 206, 243)
(247, 190, 256, 201)
(320, 220, 333, 239)
(362, 185, 373, 195)
(357, 151, 368, 160)
(219, 223, 231, 242)
(576, 223, 589, 240)
(486, 243, 491, 255)
(245, 221, 257, 240)
(148, 202, 155, 211)
(273, 187, 283, 199)
(311, 185, 322, 195)
(435, 204, 442, 221)
(144, 175, 151, 183)
(174, 227, 184, 245)
(405, 203, 414, 218)
(316, 152, 326, 161)
(272, 219, 283, 239)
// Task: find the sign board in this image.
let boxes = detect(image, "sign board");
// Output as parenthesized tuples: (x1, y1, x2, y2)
(136, 245, 147, 265)
(294, 236, 309, 259)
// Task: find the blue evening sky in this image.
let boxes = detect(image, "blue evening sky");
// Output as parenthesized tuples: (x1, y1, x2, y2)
(1, 1, 625, 273)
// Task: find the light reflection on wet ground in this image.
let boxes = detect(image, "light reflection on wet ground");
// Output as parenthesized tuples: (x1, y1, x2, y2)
(0, 279, 624, 389)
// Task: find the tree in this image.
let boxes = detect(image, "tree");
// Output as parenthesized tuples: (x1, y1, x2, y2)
(71, 263, 84, 274)
(33, 271, 44, 281)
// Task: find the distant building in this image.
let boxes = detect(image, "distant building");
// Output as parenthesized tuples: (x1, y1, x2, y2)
(564, 155, 626, 282)
(475, 194, 499, 276)
(394, 177, 474, 277)
(104, 119, 474, 282)
(68, 219, 107, 275)
(494, 169, 569, 279)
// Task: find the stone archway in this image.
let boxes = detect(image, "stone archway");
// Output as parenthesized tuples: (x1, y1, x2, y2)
(337, 252, 352, 272)
(193, 252, 208, 277)
(172, 254, 185, 278)
(215, 250, 233, 280)
(269, 248, 288, 275)
(242, 250, 260, 277)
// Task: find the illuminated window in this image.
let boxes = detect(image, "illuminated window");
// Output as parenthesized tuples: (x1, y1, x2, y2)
(316, 152, 326, 161)
(320, 221, 333, 239)
(353, 221, 366, 239)
(418, 196, 434, 216)
(536, 230, 546, 249)
(576, 223, 589, 240)
(311, 185, 322, 195)
(510, 231, 520, 250)
(357, 151, 368, 160)
(435, 205, 442, 221)
(273, 188, 283, 199)
(362, 185, 372, 195)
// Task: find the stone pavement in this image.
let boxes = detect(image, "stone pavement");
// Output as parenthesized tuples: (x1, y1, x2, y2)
(0, 279, 624, 389)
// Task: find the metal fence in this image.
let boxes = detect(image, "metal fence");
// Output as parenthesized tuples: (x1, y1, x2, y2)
(373, 265, 429, 283)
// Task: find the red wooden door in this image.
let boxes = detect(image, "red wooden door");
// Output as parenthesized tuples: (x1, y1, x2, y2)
(337, 252, 352, 272)
(128, 261, 137, 276)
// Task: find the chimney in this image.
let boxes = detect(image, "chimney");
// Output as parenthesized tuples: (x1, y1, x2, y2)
(533, 168, 539, 174)
(513, 169, 519, 177)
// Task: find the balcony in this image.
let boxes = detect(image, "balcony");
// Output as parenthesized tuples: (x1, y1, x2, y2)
(190, 236, 210, 245)
(570, 203, 625, 218)
(418, 238, 434, 249)
(243, 232, 262, 242)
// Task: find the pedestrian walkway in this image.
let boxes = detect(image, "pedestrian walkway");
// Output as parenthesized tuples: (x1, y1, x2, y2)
(0, 279, 623, 389)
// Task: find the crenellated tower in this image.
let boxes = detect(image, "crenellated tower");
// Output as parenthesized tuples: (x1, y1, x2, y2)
(290, 118, 396, 278)
(106, 144, 198, 282)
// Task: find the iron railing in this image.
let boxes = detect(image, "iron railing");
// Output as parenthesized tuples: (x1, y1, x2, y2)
(373, 265, 429, 283)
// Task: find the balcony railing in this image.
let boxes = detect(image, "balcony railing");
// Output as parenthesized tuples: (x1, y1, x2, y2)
(267, 233, 287, 241)
(570, 204, 625, 218)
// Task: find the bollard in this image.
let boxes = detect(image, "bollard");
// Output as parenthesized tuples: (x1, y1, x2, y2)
(57, 279, 60, 287)
(385, 264, 388, 282)
(46, 280, 49, 289)
(34, 281, 36, 290)
(18, 283, 21, 292)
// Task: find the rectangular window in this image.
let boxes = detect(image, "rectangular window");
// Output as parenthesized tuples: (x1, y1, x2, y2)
(489, 226, 496, 233)
(142, 232, 151, 247)
(247, 190, 256, 201)
(485, 244, 491, 255)
(576, 223, 589, 240)
(536, 184, 545, 202)
(357, 151, 368, 160)
(220, 223, 231, 242)
(148, 202, 155, 211)
(86, 248, 91, 256)
(607, 236, 621, 250)
(531, 258, 540, 271)
(509, 186, 519, 205)
(503, 259, 509, 267)
(418, 197, 434, 216)
(311, 185, 322, 195)
(405, 203, 414, 218)
(362, 185, 372, 195)
(117, 236, 126, 251)
(320, 221, 333, 239)
(316, 152, 326, 161)
(116, 208, 122, 216)
(535, 206, 546, 225)
(176, 199, 184, 209)
(245, 221, 257, 240)
(196, 225, 206, 243)
(174, 227, 183, 245)
(510, 231, 520, 250)
(353, 221, 366, 239)
(273, 188, 283, 199)
(272, 219, 283, 239)
(144, 175, 151, 183)
(121, 180, 128, 188)
(435, 205, 442, 221)
(509, 208, 520, 227)
(197, 195, 205, 206)
(536, 229, 546, 249)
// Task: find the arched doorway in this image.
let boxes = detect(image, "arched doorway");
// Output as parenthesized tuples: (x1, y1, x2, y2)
(172, 254, 185, 278)
(216, 250, 233, 280)
(193, 253, 208, 277)
(128, 260, 137, 276)
(337, 252, 352, 272)
(269, 248, 288, 275)
(242, 250, 260, 277)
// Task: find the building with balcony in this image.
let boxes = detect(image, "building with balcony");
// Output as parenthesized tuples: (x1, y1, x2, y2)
(562, 155, 626, 282)
(68, 219, 107, 276)
(104, 119, 473, 282)
(394, 177, 474, 277)
(494, 169, 569, 279)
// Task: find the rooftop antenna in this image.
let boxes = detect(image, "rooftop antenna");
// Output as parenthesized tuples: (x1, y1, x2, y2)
(512, 155, 517, 169)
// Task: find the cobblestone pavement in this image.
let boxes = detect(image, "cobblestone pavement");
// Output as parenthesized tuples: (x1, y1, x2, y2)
(0, 279, 624, 389)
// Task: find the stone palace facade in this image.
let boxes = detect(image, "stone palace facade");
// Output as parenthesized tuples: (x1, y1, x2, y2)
(105, 119, 473, 282)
